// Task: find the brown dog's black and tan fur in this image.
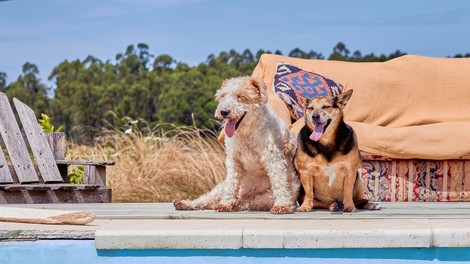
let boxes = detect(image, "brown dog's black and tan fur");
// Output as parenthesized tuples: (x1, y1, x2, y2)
(295, 90, 381, 212)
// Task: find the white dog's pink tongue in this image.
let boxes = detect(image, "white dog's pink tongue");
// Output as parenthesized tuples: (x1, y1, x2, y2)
(225, 119, 236, 138)
(310, 122, 326, 141)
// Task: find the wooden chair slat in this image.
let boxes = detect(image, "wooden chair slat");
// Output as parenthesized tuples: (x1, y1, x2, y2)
(0, 93, 39, 183)
(0, 146, 13, 183)
(13, 98, 64, 183)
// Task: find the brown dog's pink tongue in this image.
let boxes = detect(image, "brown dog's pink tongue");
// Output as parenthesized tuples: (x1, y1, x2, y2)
(225, 119, 236, 138)
(310, 122, 326, 141)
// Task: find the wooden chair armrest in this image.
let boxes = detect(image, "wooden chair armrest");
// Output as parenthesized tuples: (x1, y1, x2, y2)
(55, 160, 115, 188)
(55, 160, 116, 166)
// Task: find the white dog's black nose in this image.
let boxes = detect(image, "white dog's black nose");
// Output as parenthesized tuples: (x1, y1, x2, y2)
(221, 109, 230, 117)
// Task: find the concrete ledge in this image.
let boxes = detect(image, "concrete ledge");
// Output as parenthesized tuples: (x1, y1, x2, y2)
(0, 220, 109, 240)
(282, 219, 432, 249)
(430, 219, 470, 247)
(95, 220, 245, 249)
(94, 218, 470, 250)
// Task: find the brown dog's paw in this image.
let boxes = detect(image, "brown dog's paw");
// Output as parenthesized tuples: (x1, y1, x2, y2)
(364, 202, 382, 210)
(271, 205, 295, 214)
(296, 204, 313, 212)
(354, 199, 382, 211)
(329, 202, 340, 212)
(343, 203, 358, 212)
(214, 200, 238, 212)
(173, 199, 194, 210)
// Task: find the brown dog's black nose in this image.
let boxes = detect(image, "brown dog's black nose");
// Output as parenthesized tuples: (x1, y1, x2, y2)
(312, 114, 320, 121)
(221, 109, 230, 117)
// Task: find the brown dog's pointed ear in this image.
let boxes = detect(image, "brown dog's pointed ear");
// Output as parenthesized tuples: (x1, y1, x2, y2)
(336, 89, 353, 108)
(299, 96, 311, 108)
(250, 77, 268, 104)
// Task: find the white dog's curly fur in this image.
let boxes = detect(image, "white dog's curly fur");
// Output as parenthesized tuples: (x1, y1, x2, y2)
(173, 76, 299, 214)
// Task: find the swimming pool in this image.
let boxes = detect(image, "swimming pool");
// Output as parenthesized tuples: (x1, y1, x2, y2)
(1, 240, 470, 264)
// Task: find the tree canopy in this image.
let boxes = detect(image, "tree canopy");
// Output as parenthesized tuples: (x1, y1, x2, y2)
(1, 42, 468, 143)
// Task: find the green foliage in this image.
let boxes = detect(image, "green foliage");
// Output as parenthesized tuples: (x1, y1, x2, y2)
(0, 71, 6, 91)
(39, 113, 63, 132)
(5, 63, 50, 116)
(68, 165, 84, 184)
(1, 42, 467, 143)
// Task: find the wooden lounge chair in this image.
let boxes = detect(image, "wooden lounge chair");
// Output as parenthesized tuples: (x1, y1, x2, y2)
(0, 92, 113, 203)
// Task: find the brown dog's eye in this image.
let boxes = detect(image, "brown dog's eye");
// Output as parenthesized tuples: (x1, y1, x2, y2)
(322, 105, 331, 109)
(306, 107, 314, 111)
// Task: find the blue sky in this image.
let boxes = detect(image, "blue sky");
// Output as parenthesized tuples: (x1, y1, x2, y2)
(1, 0, 470, 85)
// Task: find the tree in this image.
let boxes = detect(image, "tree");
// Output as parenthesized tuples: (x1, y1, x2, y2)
(0, 71, 7, 92)
(329, 42, 350, 61)
(155, 64, 218, 128)
(137, 43, 152, 70)
(6, 63, 49, 117)
(306, 51, 324, 60)
(255, 49, 266, 60)
(49, 58, 110, 141)
(350, 50, 362, 61)
(153, 54, 174, 72)
(241, 49, 254, 63)
(388, 50, 406, 59)
(289, 48, 307, 58)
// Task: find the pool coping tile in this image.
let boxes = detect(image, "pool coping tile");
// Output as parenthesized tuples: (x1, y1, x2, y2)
(95, 219, 248, 249)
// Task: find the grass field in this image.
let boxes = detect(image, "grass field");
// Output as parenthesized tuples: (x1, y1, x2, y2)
(66, 120, 225, 202)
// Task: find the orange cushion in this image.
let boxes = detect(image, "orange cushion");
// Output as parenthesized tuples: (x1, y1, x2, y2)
(252, 54, 470, 159)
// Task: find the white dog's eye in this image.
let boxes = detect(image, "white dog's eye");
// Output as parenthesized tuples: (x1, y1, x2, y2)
(237, 95, 248, 102)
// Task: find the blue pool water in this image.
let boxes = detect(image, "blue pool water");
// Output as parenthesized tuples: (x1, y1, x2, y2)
(1, 240, 470, 264)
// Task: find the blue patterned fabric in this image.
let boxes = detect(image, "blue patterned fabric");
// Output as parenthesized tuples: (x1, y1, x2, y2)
(273, 63, 344, 120)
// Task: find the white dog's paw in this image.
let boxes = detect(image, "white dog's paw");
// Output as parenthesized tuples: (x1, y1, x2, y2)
(173, 199, 194, 210)
(270, 204, 295, 214)
(214, 200, 239, 212)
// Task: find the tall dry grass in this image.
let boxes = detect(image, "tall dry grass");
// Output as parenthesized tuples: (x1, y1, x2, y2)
(66, 119, 226, 202)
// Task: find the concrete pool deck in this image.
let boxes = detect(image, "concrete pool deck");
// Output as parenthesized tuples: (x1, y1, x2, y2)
(1, 202, 470, 250)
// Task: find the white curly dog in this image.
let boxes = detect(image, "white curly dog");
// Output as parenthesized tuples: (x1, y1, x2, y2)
(173, 76, 299, 214)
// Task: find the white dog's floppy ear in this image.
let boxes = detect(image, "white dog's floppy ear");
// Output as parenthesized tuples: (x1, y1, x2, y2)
(214, 79, 229, 101)
(221, 79, 228, 87)
(250, 77, 268, 104)
(336, 89, 353, 108)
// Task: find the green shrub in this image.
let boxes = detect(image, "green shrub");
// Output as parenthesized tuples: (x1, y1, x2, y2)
(39, 113, 63, 133)
(68, 165, 84, 184)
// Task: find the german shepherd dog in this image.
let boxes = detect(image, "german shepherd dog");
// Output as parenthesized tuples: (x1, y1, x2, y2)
(295, 90, 381, 212)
